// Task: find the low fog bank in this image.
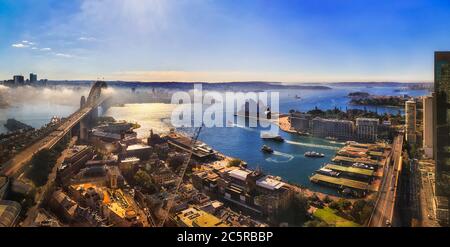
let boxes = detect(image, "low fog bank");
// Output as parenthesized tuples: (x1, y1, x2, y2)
(0, 84, 91, 108)
(0, 84, 181, 114)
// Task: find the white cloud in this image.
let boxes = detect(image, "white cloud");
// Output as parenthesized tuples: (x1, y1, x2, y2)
(78, 36, 96, 41)
(31, 47, 38, 50)
(22, 40, 29, 43)
(12, 43, 29, 48)
(40, 48, 52, 51)
(55, 53, 73, 58)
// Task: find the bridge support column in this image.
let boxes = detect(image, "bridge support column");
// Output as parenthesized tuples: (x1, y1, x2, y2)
(91, 106, 99, 124)
(80, 118, 88, 142)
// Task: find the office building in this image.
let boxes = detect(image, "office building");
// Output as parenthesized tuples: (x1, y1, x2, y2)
(434, 52, 450, 175)
(0, 200, 21, 227)
(123, 144, 153, 161)
(13, 75, 24, 84)
(289, 112, 311, 132)
(311, 117, 354, 140)
(30, 73, 37, 83)
(0, 177, 9, 200)
(434, 52, 450, 224)
(405, 100, 417, 144)
(434, 52, 450, 222)
(174, 207, 229, 227)
(423, 94, 435, 158)
(356, 118, 379, 143)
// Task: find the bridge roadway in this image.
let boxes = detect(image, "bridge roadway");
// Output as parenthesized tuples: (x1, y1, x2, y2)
(1, 97, 107, 178)
(368, 134, 404, 227)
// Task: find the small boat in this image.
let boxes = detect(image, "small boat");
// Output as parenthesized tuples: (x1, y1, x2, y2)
(261, 133, 285, 142)
(295, 95, 302, 99)
(261, 145, 274, 154)
(297, 131, 310, 136)
(304, 151, 325, 158)
(325, 136, 338, 141)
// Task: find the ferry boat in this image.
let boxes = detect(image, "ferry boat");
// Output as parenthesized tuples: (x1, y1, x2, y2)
(304, 151, 325, 158)
(261, 145, 274, 154)
(316, 168, 340, 177)
(261, 133, 285, 142)
(325, 136, 338, 141)
(297, 131, 310, 136)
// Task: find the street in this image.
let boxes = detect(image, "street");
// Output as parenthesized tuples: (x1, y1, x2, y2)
(368, 134, 403, 227)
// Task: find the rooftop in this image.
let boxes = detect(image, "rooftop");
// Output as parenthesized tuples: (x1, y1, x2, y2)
(228, 169, 250, 181)
(256, 176, 285, 191)
(0, 176, 7, 188)
(121, 157, 140, 163)
(356, 118, 379, 122)
(105, 189, 135, 219)
(126, 144, 152, 151)
(91, 130, 121, 140)
(332, 155, 379, 166)
(0, 200, 21, 227)
(175, 207, 229, 227)
(310, 174, 369, 191)
(324, 164, 375, 177)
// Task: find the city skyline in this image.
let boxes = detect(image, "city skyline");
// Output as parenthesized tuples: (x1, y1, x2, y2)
(1, 0, 450, 83)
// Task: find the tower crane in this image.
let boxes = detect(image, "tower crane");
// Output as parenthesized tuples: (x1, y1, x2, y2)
(158, 125, 203, 227)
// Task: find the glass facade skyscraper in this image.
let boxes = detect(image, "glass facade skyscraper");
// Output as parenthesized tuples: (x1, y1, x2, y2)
(434, 52, 450, 197)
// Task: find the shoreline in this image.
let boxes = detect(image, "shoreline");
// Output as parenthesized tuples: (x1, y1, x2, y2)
(278, 115, 298, 134)
(213, 152, 348, 202)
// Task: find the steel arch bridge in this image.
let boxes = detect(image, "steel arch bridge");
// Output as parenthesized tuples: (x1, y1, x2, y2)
(86, 80, 108, 106)
(1, 81, 109, 177)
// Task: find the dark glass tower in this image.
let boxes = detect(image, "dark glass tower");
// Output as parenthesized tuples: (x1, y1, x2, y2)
(434, 52, 450, 196)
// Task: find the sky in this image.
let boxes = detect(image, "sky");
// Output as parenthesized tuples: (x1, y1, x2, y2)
(1, 0, 450, 83)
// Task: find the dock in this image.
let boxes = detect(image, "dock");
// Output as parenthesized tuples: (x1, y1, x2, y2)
(310, 174, 369, 191)
(324, 164, 375, 177)
(332, 155, 380, 167)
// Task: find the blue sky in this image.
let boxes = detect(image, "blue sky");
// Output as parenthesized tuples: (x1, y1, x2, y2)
(1, 0, 449, 82)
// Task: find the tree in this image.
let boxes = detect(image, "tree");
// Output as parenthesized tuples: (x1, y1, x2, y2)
(329, 199, 351, 212)
(304, 219, 329, 227)
(323, 196, 332, 204)
(350, 200, 366, 223)
(329, 201, 340, 210)
(228, 159, 242, 167)
(275, 194, 310, 226)
(26, 149, 58, 187)
(134, 169, 157, 193)
(350, 200, 374, 225)
(337, 199, 352, 211)
(168, 154, 185, 171)
(308, 193, 320, 202)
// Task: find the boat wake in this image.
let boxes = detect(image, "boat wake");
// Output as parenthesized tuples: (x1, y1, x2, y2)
(265, 151, 294, 163)
(328, 140, 346, 145)
(285, 140, 340, 151)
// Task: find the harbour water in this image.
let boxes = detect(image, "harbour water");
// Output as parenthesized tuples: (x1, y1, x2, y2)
(0, 84, 430, 194)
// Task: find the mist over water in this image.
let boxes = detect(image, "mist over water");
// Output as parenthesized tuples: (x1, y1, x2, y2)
(0, 84, 120, 131)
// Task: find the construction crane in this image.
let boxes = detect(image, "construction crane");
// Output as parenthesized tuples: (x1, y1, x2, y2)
(158, 125, 203, 227)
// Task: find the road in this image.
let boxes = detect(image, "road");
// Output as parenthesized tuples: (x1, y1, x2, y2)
(21, 137, 77, 226)
(417, 161, 440, 227)
(368, 134, 403, 227)
(1, 98, 105, 177)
